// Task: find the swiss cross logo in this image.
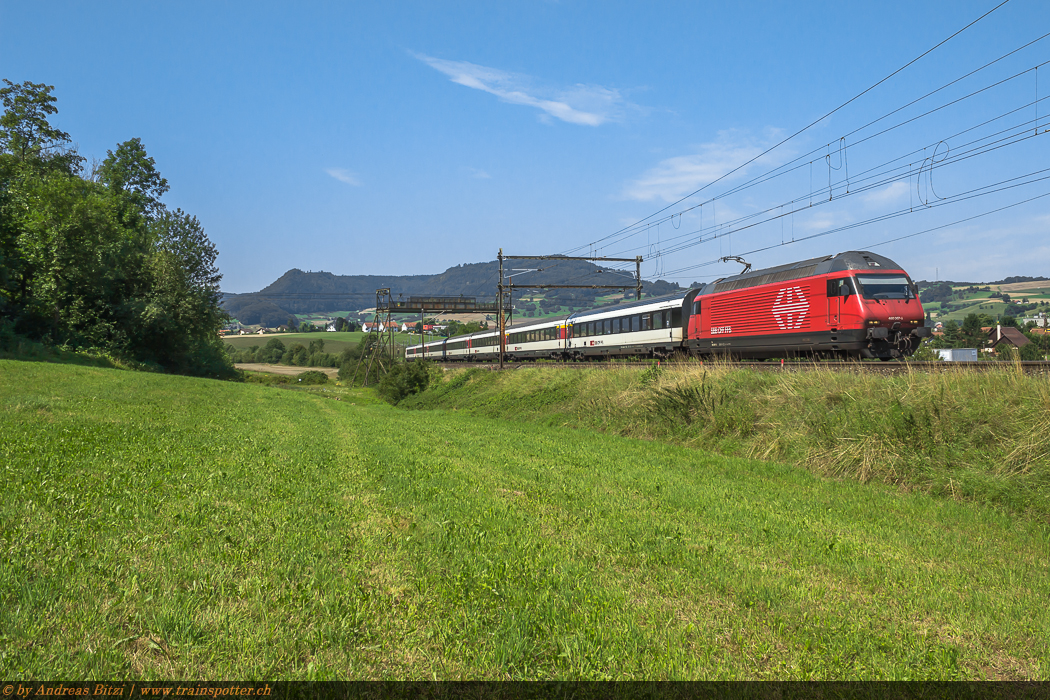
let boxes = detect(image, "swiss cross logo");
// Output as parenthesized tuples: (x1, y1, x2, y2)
(773, 286, 809, 330)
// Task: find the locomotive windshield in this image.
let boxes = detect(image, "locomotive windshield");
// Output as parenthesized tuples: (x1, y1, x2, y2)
(855, 274, 915, 300)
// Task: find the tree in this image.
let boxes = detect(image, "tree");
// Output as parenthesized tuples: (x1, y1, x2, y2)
(0, 80, 232, 376)
(135, 209, 231, 375)
(97, 138, 169, 221)
(0, 80, 79, 171)
(960, 314, 986, 347)
(942, 321, 963, 348)
(260, 338, 285, 363)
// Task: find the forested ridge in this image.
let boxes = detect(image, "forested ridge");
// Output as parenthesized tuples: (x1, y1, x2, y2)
(0, 79, 233, 377)
(225, 261, 684, 322)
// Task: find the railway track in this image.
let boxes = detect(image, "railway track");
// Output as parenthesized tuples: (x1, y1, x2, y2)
(431, 360, 1050, 374)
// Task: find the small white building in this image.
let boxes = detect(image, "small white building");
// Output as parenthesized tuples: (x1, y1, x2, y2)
(936, 348, 979, 362)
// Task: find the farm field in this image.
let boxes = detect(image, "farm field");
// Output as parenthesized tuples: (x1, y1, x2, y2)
(2, 360, 1049, 679)
(224, 331, 439, 356)
(924, 281, 1050, 322)
(234, 363, 339, 378)
(223, 331, 368, 353)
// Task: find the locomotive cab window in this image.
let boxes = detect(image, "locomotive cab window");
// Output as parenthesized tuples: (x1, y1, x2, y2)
(827, 278, 855, 297)
(855, 274, 914, 300)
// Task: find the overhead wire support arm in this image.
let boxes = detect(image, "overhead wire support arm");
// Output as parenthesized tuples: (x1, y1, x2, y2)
(502, 255, 642, 262)
(512, 284, 645, 290)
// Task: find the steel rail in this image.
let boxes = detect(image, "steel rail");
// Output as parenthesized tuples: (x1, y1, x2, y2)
(427, 360, 1050, 374)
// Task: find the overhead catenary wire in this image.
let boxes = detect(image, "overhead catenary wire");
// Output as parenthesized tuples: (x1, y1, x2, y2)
(572, 52, 1050, 261)
(657, 171, 1050, 278)
(594, 103, 1050, 264)
(560, 0, 1013, 257)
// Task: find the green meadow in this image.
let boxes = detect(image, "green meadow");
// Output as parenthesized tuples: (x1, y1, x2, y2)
(2, 360, 1049, 679)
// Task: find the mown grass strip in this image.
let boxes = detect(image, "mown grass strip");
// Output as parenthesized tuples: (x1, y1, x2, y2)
(2, 360, 1049, 679)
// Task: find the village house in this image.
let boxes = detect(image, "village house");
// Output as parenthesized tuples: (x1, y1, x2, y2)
(987, 324, 1030, 351)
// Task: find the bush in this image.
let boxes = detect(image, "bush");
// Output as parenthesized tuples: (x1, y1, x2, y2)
(376, 361, 432, 404)
(296, 370, 329, 385)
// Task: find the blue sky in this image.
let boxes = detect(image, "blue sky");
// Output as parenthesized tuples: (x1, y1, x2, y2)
(2, 0, 1049, 292)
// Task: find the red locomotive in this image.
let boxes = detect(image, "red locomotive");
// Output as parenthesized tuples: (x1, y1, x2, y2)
(684, 250, 929, 360)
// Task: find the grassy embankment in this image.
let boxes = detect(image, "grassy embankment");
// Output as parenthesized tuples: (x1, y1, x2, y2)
(2, 360, 1049, 679)
(402, 361, 1050, 518)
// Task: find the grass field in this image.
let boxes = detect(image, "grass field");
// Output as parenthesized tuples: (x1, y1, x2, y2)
(3, 360, 1049, 679)
(403, 362, 1050, 518)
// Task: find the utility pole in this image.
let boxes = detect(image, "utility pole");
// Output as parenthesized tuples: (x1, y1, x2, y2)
(636, 255, 642, 300)
(498, 249, 504, 371)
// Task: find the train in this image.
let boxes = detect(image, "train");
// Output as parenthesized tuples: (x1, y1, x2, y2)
(405, 250, 931, 363)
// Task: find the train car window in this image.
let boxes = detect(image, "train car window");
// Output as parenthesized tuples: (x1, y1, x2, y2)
(692, 300, 701, 315)
(670, 308, 681, 328)
(603, 319, 610, 335)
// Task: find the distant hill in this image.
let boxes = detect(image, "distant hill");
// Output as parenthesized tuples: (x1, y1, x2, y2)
(223, 258, 682, 325)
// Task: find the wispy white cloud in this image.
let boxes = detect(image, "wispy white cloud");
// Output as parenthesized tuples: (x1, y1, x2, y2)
(325, 168, 361, 186)
(623, 129, 785, 203)
(467, 167, 492, 179)
(414, 53, 628, 126)
(862, 180, 909, 206)
(795, 209, 853, 232)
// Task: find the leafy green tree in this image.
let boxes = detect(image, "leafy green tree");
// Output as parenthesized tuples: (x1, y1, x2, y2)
(11, 172, 135, 345)
(260, 338, 285, 363)
(1020, 341, 1043, 361)
(285, 342, 308, 366)
(135, 209, 229, 374)
(308, 338, 325, 354)
(960, 314, 986, 347)
(942, 321, 962, 348)
(0, 81, 233, 376)
(0, 80, 80, 171)
(97, 137, 169, 221)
